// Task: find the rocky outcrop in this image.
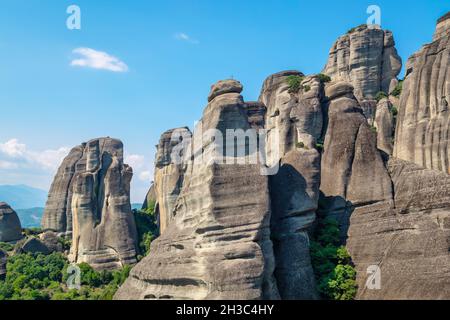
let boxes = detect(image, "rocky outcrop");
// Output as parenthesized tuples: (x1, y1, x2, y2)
(260, 72, 322, 299)
(347, 159, 450, 300)
(153, 128, 191, 234)
(42, 138, 138, 270)
(320, 82, 393, 220)
(394, 14, 450, 174)
(69, 139, 138, 270)
(141, 184, 156, 211)
(17, 238, 50, 255)
(115, 80, 279, 300)
(39, 231, 64, 253)
(374, 98, 395, 155)
(0, 203, 22, 243)
(323, 25, 402, 102)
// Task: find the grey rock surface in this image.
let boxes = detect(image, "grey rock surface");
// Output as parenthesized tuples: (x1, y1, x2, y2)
(69, 139, 138, 270)
(18, 237, 50, 255)
(153, 128, 191, 234)
(115, 80, 279, 300)
(0, 202, 23, 243)
(323, 25, 402, 102)
(347, 159, 450, 300)
(42, 138, 138, 270)
(374, 98, 395, 155)
(321, 82, 393, 211)
(260, 72, 323, 299)
(394, 14, 450, 173)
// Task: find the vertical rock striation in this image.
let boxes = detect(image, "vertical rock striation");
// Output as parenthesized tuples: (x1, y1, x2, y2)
(259, 72, 322, 299)
(115, 80, 279, 300)
(153, 128, 191, 234)
(0, 203, 22, 243)
(323, 25, 402, 102)
(394, 13, 450, 173)
(42, 138, 138, 270)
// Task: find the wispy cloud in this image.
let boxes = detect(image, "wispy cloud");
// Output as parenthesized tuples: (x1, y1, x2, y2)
(0, 139, 69, 172)
(0, 139, 70, 190)
(174, 32, 199, 44)
(70, 47, 129, 72)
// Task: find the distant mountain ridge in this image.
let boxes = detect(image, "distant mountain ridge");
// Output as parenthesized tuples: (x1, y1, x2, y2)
(0, 185, 48, 209)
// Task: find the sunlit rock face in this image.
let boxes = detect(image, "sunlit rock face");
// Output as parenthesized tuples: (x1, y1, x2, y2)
(260, 72, 323, 299)
(153, 127, 191, 234)
(323, 25, 402, 102)
(115, 80, 279, 300)
(42, 138, 138, 270)
(394, 14, 450, 174)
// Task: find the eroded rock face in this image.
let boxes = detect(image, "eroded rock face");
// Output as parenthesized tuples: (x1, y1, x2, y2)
(115, 80, 279, 300)
(260, 72, 322, 299)
(154, 128, 191, 234)
(0, 203, 22, 243)
(347, 159, 450, 300)
(394, 14, 450, 173)
(374, 98, 395, 155)
(42, 138, 137, 270)
(323, 25, 402, 102)
(321, 82, 393, 211)
(69, 139, 138, 270)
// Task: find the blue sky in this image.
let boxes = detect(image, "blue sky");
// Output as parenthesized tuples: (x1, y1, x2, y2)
(0, 0, 449, 202)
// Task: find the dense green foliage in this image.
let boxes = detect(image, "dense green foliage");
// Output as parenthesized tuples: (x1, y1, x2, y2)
(286, 75, 305, 93)
(0, 242, 14, 252)
(375, 91, 388, 102)
(133, 200, 159, 258)
(310, 217, 358, 300)
(390, 80, 403, 97)
(317, 73, 332, 83)
(0, 253, 130, 300)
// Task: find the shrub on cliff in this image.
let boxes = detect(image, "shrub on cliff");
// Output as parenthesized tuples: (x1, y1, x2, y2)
(310, 216, 358, 300)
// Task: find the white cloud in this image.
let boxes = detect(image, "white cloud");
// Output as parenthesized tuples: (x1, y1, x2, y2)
(139, 170, 152, 182)
(0, 139, 26, 157)
(0, 139, 69, 172)
(71, 47, 129, 72)
(174, 32, 199, 44)
(125, 154, 146, 170)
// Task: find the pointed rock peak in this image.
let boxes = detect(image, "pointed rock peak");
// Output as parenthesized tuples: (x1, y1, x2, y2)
(208, 79, 243, 102)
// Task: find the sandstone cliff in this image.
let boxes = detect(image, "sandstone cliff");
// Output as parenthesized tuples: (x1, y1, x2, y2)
(153, 127, 191, 234)
(42, 138, 138, 270)
(116, 80, 279, 300)
(117, 16, 450, 300)
(323, 25, 402, 102)
(394, 13, 450, 173)
(0, 203, 22, 243)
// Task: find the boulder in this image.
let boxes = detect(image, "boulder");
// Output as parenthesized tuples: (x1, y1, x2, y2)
(394, 13, 450, 173)
(39, 231, 64, 253)
(208, 79, 243, 102)
(19, 238, 50, 255)
(0, 202, 23, 243)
